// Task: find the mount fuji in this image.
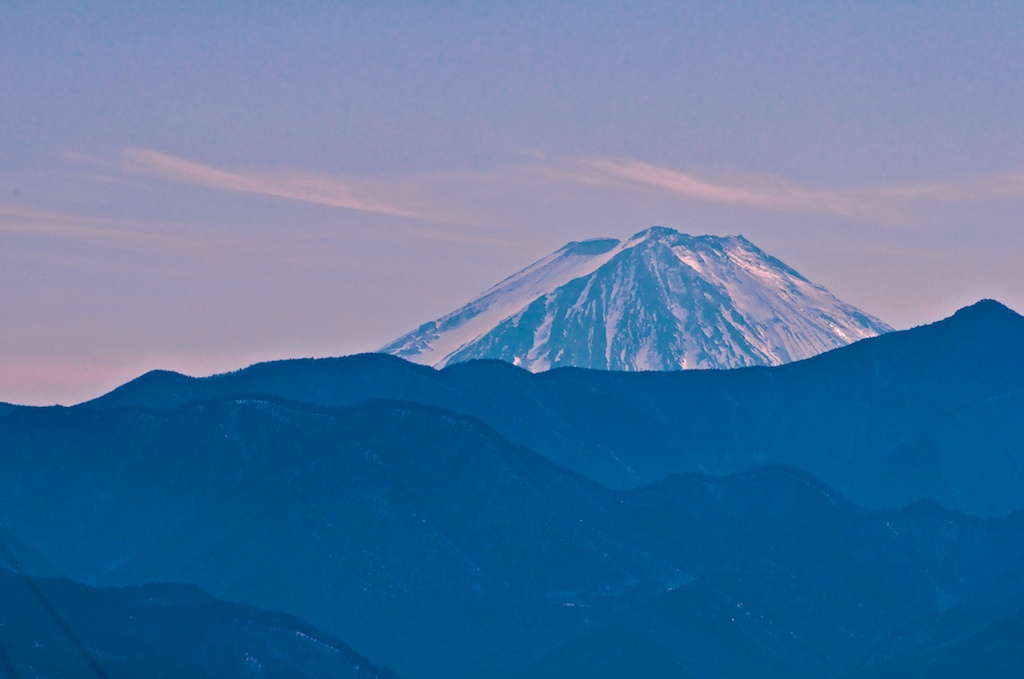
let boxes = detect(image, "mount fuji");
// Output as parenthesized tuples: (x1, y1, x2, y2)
(382, 226, 892, 371)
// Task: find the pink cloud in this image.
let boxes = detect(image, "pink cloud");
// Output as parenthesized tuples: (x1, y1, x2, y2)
(572, 157, 1024, 218)
(119, 148, 425, 218)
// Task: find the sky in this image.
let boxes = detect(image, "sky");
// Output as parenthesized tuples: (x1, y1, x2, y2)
(2, 1, 1024, 405)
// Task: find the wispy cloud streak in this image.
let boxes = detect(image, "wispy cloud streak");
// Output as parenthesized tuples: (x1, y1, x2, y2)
(117, 148, 426, 219)
(64, 148, 1024, 227)
(565, 157, 1024, 219)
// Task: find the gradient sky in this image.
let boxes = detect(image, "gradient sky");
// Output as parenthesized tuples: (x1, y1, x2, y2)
(3, 1, 1024, 405)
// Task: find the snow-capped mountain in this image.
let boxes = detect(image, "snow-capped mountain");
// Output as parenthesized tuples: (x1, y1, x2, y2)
(381, 226, 892, 371)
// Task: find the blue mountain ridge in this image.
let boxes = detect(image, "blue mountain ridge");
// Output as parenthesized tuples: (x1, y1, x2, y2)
(85, 299, 1024, 517)
(1, 300, 1022, 676)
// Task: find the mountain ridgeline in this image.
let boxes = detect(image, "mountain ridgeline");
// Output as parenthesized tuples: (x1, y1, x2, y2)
(381, 227, 892, 371)
(90, 299, 1024, 517)
(1, 300, 1022, 677)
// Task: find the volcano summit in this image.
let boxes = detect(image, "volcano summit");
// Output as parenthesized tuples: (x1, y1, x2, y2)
(383, 227, 891, 371)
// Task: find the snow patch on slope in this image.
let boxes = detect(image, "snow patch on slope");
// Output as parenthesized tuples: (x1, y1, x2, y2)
(381, 227, 892, 371)
(382, 238, 625, 365)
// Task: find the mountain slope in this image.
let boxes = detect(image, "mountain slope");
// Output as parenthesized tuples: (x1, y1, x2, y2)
(857, 599, 1024, 679)
(0, 569, 400, 679)
(526, 502, 1024, 679)
(382, 226, 891, 370)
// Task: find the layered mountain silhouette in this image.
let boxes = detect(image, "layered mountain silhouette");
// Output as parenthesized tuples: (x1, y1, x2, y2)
(2, 299, 1023, 677)
(3, 395, 1024, 678)
(381, 227, 892, 371)
(87, 299, 1024, 516)
(0, 398, 681, 676)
